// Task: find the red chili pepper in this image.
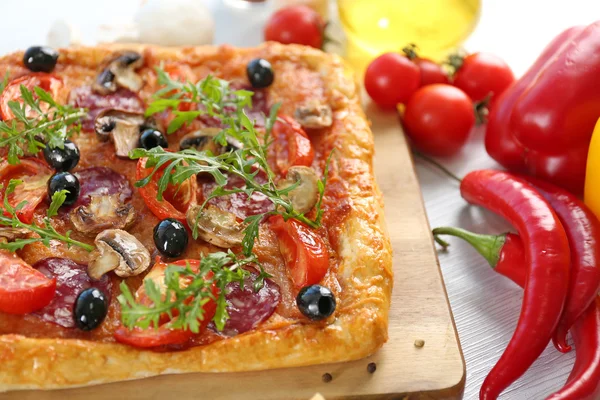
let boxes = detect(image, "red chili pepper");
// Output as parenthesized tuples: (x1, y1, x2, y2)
(525, 177, 600, 353)
(458, 170, 570, 400)
(419, 153, 600, 353)
(432, 228, 527, 288)
(433, 229, 600, 400)
(547, 299, 600, 400)
(485, 22, 600, 194)
(435, 175, 600, 355)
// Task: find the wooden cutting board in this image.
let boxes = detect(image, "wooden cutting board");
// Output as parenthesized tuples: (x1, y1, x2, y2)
(0, 100, 465, 400)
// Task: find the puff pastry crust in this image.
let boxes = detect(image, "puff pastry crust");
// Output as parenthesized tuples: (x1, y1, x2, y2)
(0, 43, 393, 392)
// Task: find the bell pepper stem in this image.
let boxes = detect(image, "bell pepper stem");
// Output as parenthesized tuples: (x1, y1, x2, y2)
(412, 150, 463, 183)
(432, 226, 507, 268)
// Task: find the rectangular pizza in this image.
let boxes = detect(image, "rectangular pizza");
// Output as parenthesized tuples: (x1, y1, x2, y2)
(0, 43, 393, 392)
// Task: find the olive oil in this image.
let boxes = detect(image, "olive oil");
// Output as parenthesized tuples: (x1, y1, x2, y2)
(338, 0, 481, 73)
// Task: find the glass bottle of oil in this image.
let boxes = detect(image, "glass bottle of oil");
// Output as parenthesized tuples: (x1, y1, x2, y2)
(338, 0, 481, 73)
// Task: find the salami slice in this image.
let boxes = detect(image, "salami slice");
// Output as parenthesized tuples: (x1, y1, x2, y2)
(69, 86, 145, 131)
(201, 172, 274, 220)
(73, 167, 133, 207)
(217, 268, 281, 337)
(33, 258, 111, 328)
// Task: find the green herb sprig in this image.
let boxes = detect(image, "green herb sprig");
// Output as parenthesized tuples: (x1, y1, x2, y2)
(133, 71, 329, 256)
(118, 251, 270, 332)
(120, 70, 330, 333)
(0, 85, 87, 164)
(0, 180, 94, 252)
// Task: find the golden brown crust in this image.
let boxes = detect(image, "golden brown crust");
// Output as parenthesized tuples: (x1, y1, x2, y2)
(0, 43, 393, 392)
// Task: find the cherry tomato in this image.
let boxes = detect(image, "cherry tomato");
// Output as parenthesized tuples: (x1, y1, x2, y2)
(402, 84, 475, 157)
(0, 74, 63, 120)
(401, 46, 448, 87)
(414, 58, 449, 86)
(401, 45, 448, 87)
(364, 53, 420, 109)
(269, 215, 329, 288)
(136, 157, 198, 226)
(452, 52, 515, 107)
(0, 250, 56, 314)
(0, 158, 52, 223)
(114, 258, 217, 348)
(269, 115, 315, 175)
(264, 5, 324, 49)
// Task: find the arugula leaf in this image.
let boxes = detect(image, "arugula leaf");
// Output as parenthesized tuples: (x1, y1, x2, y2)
(0, 237, 43, 252)
(0, 71, 10, 93)
(33, 86, 59, 108)
(265, 102, 281, 139)
(241, 213, 269, 257)
(167, 111, 201, 134)
(253, 265, 273, 292)
(0, 84, 87, 161)
(47, 189, 68, 218)
(314, 151, 334, 226)
(118, 251, 258, 333)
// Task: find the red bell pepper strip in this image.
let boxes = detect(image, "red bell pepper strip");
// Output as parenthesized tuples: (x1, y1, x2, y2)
(485, 22, 600, 194)
(459, 170, 570, 400)
(433, 228, 600, 400)
(269, 215, 329, 288)
(135, 157, 198, 228)
(269, 115, 315, 175)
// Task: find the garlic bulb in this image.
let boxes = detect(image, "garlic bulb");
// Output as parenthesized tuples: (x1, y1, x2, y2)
(134, 0, 215, 46)
(47, 20, 82, 48)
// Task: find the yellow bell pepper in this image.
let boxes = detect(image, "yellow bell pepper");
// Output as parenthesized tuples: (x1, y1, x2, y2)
(584, 118, 600, 217)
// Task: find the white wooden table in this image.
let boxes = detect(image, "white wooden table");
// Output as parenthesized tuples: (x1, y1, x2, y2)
(0, 1, 599, 398)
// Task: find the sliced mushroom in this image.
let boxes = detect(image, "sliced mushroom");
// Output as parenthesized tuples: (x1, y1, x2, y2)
(95, 109, 146, 157)
(186, 204, 245, 248)
(93, 51, 144, 95)
(88, 229, 151, 280)
(0, 227, 30, 243)
(278, 166, 319, 214)
(70, 194, 136, 236)
(179, 127, 242, 153)
(294, 101, 333, 129)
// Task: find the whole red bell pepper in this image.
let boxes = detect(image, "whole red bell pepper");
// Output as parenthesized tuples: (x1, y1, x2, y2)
(485, 21, 600, 194)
